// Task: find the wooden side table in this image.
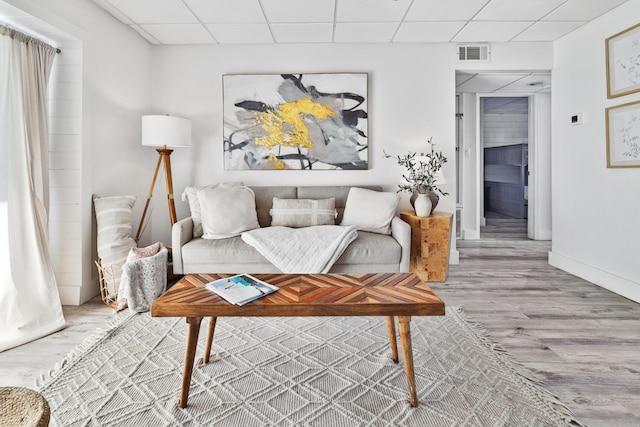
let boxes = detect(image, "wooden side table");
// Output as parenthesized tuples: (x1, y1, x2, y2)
(400, 210, 453, 282)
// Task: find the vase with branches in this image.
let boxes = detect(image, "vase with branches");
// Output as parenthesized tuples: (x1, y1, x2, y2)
(384, 138, 448, 213)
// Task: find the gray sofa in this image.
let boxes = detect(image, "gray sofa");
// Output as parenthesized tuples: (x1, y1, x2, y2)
(172, 185, 411, 275)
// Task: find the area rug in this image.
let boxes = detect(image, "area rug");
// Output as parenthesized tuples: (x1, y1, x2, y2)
(37, 307, 583, 426)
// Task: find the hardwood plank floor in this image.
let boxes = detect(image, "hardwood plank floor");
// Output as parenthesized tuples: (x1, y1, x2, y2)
(1, 218, 638, 426)
(436, 218, 640, 427)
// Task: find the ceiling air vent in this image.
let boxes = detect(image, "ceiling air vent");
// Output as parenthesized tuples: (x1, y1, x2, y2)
(457, 44, 490, 62)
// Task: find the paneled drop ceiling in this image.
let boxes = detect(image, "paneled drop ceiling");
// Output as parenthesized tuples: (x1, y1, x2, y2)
(88, 0, 631, 45)
(456, 71, 552, 94)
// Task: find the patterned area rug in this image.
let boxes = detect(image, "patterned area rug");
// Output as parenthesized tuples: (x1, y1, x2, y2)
(37, 307, 583, 426)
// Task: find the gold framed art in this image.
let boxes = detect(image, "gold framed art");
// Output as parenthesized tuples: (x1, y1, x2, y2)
(606, 22, 640, 98)
(606, 100, 640, 168)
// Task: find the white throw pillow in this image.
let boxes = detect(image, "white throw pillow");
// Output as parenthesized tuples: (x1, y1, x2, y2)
(270, 197, 337, 227)
(182, 182, 243, 238)
(340, 187, 399, 235)
(198, 185, 260, 239)
(93, 195, 137, 292)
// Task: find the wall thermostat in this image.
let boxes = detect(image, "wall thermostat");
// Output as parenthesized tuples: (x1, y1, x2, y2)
(571, 113, 584, 125)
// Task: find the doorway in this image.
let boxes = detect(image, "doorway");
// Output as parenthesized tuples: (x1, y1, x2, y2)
(481, 97, 528, 220)
(455, 70, 552, 241)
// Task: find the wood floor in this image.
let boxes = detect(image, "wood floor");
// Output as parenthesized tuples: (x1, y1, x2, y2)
(438, 218, 640, 427)
(1, 218, 638, 426)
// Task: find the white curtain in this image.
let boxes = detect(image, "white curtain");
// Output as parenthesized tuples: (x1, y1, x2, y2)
(0, 26, 66, 352)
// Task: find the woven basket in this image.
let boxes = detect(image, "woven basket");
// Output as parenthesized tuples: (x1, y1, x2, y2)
(0, 387, 50, 427)
(95, 259, 118, 309)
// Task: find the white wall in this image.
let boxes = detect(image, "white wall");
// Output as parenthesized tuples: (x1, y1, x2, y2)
(529, 92, 552, 240)
(7, 0, 151, 304)
(148, 43, 553, 260)
(460, 93, 481, 239)
(550, 0, 640, 302)
(147, 43, 460, 251)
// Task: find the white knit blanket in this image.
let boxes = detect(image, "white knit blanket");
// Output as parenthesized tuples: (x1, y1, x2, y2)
(241, 225, 358, 274)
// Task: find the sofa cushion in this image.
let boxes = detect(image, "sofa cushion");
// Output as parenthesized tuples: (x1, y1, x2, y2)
(297, 185, 382, 223)
(340, 187, 399, 235)
(270, 197, 336, 227)
(183, 236, 269, 265)
(198, 185, 260, 239)
(334, 231, 401, 265)
(249, 186, 297, 227)
(182, 182, 243, 238)
(183, 231, 400, 269)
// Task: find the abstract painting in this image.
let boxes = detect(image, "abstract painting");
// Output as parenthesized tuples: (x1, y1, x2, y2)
(223, 73, 368, 170)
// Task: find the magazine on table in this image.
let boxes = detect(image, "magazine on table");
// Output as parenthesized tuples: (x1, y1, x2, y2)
(205, 274, 279, 305)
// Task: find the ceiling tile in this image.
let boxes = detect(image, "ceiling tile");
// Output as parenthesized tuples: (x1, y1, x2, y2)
(336, 0, 412, 22)
(456, 71, 476, 87)
(457, 73, 531, 92)
(184, 0, 265, 23)
(140, 24, 214, 44)
(456, 71, 552, 93)
(544, 0, 629, 21)
(512, 21, 585, 42)
(394, 22, 465, 43)
(105, 0, 197, 24)
(334, 22, 398, 43)
(260, 0, 334, 23)
(129, 24, 161, 44)
(475, 0, 567, 21)
(271, 23, 333, 43)
(0, 1, 29, 17)
(453, 21, 532, 42)
(405, 0, 489, 21)
(206, 23, 273, 44)
(500, 73, 551, 92)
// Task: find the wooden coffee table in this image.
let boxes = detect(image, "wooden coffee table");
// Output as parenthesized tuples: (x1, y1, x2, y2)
(151, 273, 445, 408)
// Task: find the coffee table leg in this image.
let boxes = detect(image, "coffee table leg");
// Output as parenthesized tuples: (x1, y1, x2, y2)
(203, 317, 217, 363)
(386, 316, 399, 363)
(180, 316, 202, 408)
(398, 316, 418, 407)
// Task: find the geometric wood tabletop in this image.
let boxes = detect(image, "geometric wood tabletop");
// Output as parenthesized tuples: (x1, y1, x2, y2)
(152, 272, 445, 318)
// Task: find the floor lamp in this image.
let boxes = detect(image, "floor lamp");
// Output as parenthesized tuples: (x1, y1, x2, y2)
(135, 115, 191, 243)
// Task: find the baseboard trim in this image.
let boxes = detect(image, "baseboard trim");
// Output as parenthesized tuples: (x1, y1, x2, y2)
(462, 228, 480, 240)
(58, 285, 81, 306)
(548, 251, 640, 303)
(449, 249, 460, 265)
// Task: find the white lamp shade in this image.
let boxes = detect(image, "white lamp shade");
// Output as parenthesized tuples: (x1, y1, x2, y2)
(142, 115, 191, 148)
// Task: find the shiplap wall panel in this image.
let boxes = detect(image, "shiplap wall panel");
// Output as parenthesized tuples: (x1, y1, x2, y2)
(48, 221, 81, 239)
(50, 170, 81, 187)
(48, 45, 83, 305)
(49, 134, 81, 152)
(482, 98, 528, 149)
(49, 204, 81, 222)
(49, 152, 80, 170)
